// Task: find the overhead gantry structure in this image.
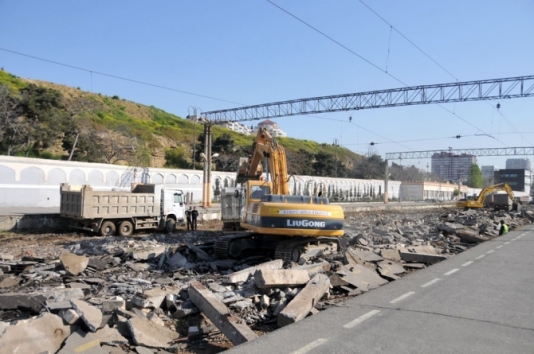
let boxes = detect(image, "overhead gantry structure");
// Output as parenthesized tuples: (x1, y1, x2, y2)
(197, 75, 534, 205)
(384, 147, 534, 204)
(202, 75, 534, 122)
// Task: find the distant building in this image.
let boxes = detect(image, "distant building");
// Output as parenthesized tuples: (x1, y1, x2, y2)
(495, 169, 531, 195)
(481, 165, 499, 186)
(431, 152, 477, 182)
(216, 121, 253, 135)
(506, 158, 531, 170)
(257, 119, 287, 138)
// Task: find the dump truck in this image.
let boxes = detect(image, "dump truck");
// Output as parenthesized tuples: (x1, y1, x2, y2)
(490, 193, 514, 211)
(60, 183, 185, 236)
(216, 128, 344, 262)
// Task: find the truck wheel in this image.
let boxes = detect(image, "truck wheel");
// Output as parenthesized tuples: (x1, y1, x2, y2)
(165, 218, 176, 233)
(99, 221, 116, 236)
(118, 221, 134, 236)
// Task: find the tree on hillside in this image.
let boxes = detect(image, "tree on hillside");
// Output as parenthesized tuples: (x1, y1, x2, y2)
(0, 84, 23, 155)
(467, 164, 483, 188)
(312, 151, 337, 176)
(353, 152, 386, 179)
(389, 162, 426, 181)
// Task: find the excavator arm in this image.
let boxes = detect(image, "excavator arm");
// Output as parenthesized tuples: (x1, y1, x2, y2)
(235, 127, 289, 195)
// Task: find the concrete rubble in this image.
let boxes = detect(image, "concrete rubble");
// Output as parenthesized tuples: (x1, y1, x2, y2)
(0, 208, 531, 352)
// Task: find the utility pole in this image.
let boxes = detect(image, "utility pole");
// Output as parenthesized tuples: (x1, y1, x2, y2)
(384, 159, 389, 204)
(202, 123, 213, 207)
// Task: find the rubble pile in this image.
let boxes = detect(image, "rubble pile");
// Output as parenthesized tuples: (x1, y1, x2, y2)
(0, 208, 532, 353)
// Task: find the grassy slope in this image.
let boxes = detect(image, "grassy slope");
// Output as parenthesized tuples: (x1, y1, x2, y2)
(0, 70, 359, 168)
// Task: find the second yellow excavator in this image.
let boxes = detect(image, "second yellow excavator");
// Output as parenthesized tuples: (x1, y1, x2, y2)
(456, 182, 517, 210)
(216, 127, 345, 262)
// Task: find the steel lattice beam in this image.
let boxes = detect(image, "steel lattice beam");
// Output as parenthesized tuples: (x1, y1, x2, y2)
(202, 75, 534, 122)
(385, 147, 534, 160)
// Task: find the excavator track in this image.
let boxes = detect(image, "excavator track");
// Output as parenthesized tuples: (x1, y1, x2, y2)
(214, 232, 257, 259)
(274, 237, 341, 262)
(215, 233, 342, 262)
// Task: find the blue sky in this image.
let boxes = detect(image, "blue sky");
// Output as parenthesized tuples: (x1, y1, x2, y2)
(1, 0, 533, 169)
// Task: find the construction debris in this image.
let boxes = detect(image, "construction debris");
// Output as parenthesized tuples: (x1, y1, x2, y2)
(0, 208, 531, 353)
(277, 273, 330, 327)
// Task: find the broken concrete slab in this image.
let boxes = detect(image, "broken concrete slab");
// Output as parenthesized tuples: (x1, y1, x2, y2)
(92, 325, 129, 346)
(102, 297, 126, 313)
(295, 261, 331, 277)
(43, 287, 84, 301)
(62, 308, 81, 324)
(349, 248, 384, 262)
(71, 298, 103, 332)
(186, 241, 213, 262)
(339, 265, 388, 292)
(188, 280, 258, 346)
(131, 245, 166, 261)
(142, 287, 176, 309)
(0, 276, 20, 288)
(377, 261, 406, 280)
(0, 292, 46, 312)
(68, 282, 92, 289)
(254, 268, 310, 289)
(60, 251, 89, 276)
(57, 329, 107, 354)
(456, 227, 487, 243)
(399, 251, 447, 264)
(127, 315, 179, 348)
(380, 249, 401, 261)
(402, 263, 426, 269)
(46, 300, 72, 311)
(0, 313, 72, 354)
(278, 274, 330, 327)
(166, 252, 189, 268)
(223, 259, 284, 284)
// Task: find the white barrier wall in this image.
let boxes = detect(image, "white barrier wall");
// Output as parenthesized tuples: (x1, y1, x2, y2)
(0, 156, 400, 208)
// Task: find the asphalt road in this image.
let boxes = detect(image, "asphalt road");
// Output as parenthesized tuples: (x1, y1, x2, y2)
(227, 225, 534, 354)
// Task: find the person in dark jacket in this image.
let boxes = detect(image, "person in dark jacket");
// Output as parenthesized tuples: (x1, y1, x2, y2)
(185, 207, 192, 231)
(191, 207, 199, 231)
(499, 220, 509, 235)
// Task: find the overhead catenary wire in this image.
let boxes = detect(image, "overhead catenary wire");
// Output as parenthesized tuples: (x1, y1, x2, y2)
(264, 1, 507, 149)
(0, 47, 245, 106)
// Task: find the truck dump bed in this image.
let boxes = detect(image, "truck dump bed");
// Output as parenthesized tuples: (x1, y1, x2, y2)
(60, 183, 158, 219)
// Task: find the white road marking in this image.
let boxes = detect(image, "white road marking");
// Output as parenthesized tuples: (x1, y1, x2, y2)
(475, 254, 485, 260)
(487, 250, 495, 254)
(291, 338, 329, 354)
(421, 278, 441, 288)
(504, 242, 510, 245)
(462, 261, 473, 267)
(343, 310, 381, 329)
(511, 239, 516, 242)
(496, 245, 503, 249)
(389, 292, 415, 304)
(444, 269, 459, 276)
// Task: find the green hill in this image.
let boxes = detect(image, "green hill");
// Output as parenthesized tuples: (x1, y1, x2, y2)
(0, 69, 363, 177)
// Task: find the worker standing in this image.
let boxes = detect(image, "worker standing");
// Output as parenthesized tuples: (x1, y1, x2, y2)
(191, 207, 199, 231)
(185, 207, 192, 231)
(499, 220, 509, 235)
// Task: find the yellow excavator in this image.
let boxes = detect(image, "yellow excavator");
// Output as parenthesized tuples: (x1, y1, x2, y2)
(216, 127, 345, 261)
(456, 182, 517, 210)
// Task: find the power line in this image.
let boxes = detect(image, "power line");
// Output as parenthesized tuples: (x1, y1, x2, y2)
(0, 47, 244, 106)
(358, 0, 459, 81)
(265, 0, 408, 87)
(264, 1, 506, 148)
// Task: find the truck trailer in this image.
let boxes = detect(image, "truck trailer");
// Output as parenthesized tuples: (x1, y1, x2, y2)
(60, 183, 185, 236)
